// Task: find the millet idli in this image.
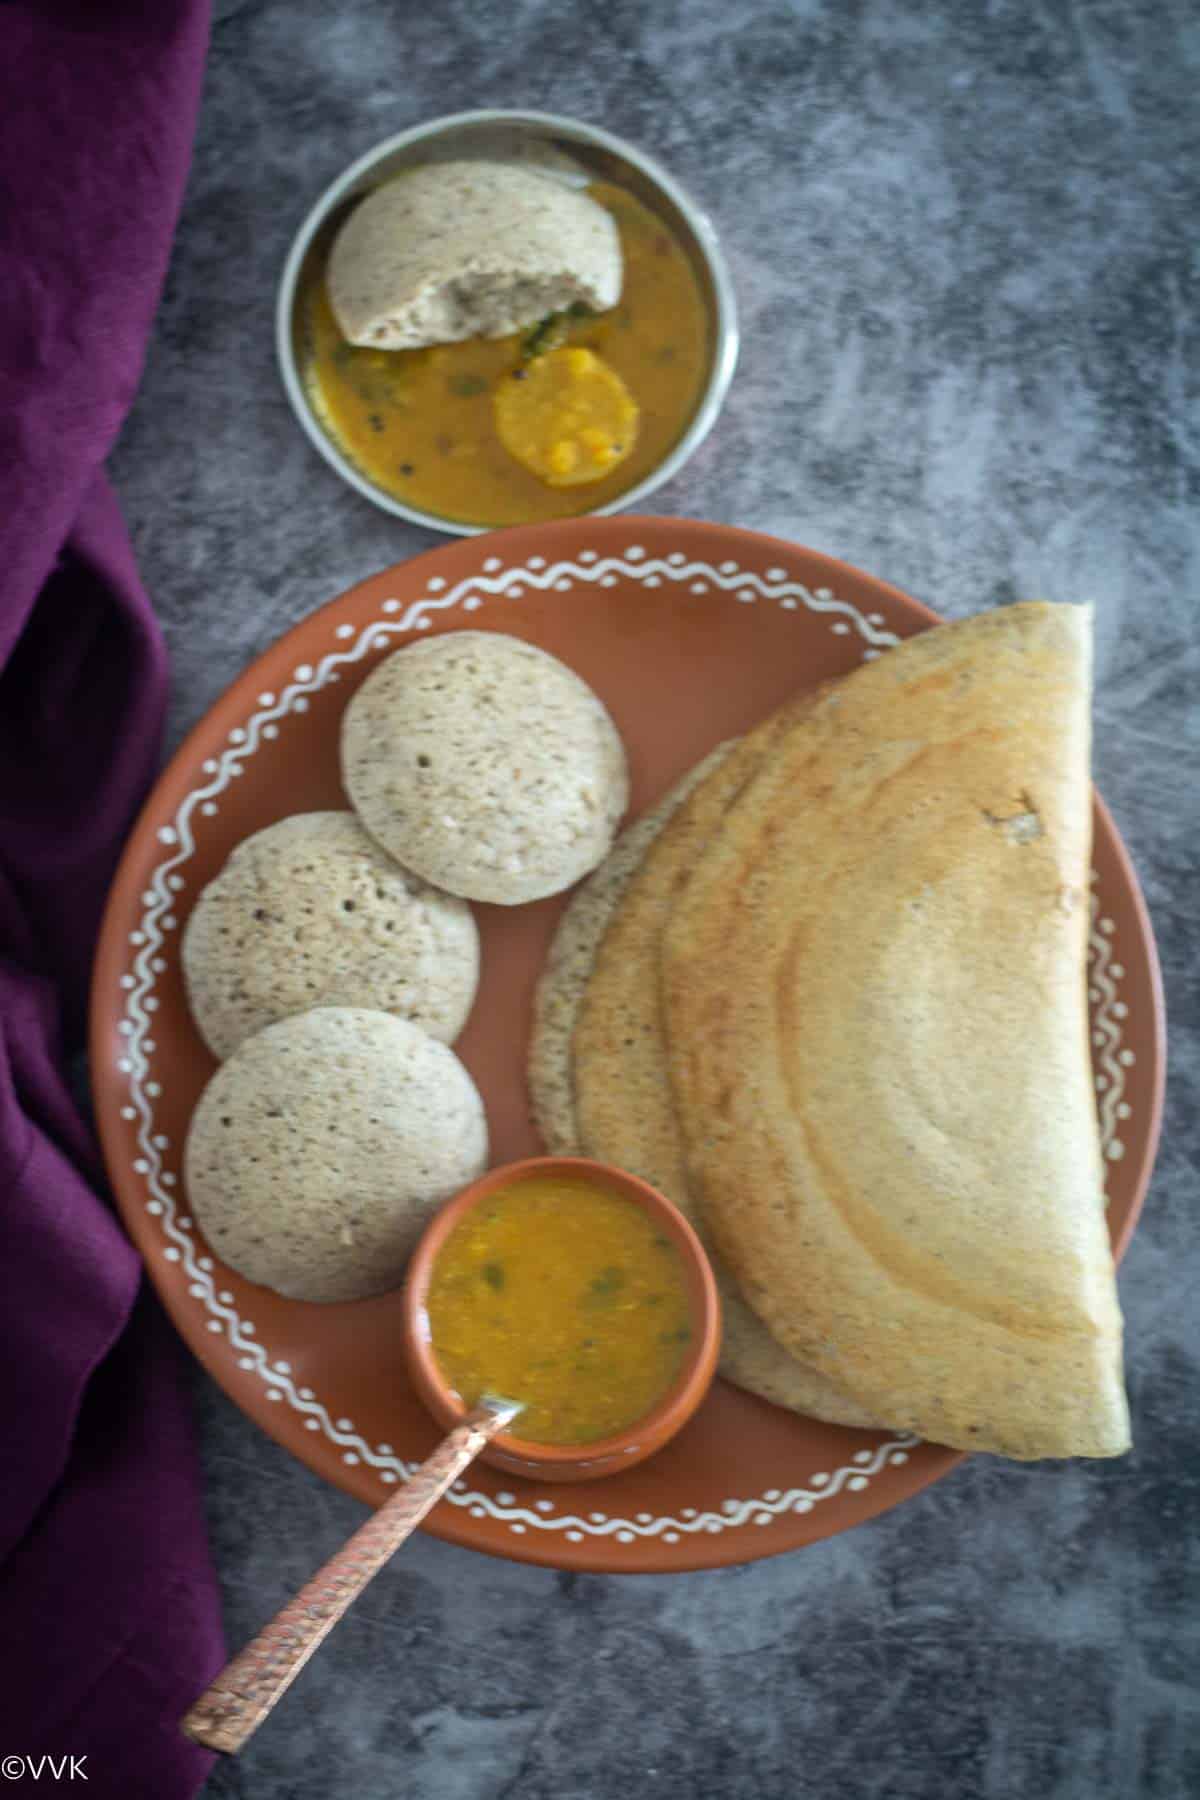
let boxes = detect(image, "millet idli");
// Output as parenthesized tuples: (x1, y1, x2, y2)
(327, 161, 622, 351)
(184, 1008, 488, 1304)
(181, 811, 479, 1061)
(341, 632, 629, 905)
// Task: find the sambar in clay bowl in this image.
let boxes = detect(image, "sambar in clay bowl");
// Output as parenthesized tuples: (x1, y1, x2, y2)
(402, 1156, 721, 1482)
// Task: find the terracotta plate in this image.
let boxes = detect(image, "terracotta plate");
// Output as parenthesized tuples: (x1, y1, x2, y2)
(91, 517, 1166, 1572)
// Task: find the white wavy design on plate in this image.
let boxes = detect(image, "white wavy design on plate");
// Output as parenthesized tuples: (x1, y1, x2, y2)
(1088, 877, 1128, 1164)
(115, 549, 1128, 1543)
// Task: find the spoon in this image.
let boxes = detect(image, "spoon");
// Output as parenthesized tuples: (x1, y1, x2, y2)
(180, 1395, 520, 1756)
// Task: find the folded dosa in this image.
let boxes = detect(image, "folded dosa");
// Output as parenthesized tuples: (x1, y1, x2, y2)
(529, 748, 731, 1157)
(661, 602, 1129, 1460)
(566, 706, 880, 1429)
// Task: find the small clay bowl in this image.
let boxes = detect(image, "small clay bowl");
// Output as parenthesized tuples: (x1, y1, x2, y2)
(401, 1156, 720, 1483)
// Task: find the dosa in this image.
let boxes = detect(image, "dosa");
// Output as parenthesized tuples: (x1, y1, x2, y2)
(662, 602, 1129, 1460)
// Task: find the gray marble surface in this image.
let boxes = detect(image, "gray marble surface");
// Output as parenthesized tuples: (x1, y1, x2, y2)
(108, 1, 1199, 1795)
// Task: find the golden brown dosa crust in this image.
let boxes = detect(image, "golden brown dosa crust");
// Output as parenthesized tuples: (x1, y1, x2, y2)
(528, 748, 731, 1155)
(662, 602, 1129, 1460)
(572, 700, 880, 1428)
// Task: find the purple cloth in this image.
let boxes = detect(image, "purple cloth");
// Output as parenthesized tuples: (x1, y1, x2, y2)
(0, 4, 224, 1796)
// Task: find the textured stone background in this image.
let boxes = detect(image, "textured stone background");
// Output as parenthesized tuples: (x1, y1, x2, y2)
(108, 1, 1199, 1795)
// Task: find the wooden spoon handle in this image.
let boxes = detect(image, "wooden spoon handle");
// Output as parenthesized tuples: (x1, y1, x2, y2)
(181, 1401, 518, 1755)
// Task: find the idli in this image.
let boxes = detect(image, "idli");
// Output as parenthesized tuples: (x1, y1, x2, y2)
(327, 161, 622, 351)
(181, 811, 479, 1060)
(184, 1008, 488, 1304)
(341, 632, 628, 904)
